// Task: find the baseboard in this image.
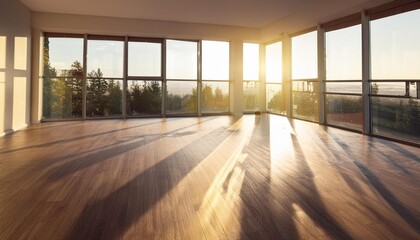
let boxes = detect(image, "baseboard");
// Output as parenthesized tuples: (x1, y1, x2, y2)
(0, 123, 29, 137)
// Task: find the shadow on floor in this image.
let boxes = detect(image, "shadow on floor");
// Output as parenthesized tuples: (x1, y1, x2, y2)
(64, 125, 233, 240)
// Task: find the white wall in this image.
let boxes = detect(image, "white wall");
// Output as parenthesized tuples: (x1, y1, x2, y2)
(0, 0, 32, 135)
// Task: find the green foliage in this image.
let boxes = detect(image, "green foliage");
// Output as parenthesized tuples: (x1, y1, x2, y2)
(164, 83, 198, 113)
(326, 95, 363, 114)
(42, 38, 57, 118)
(201, 85, 229, 112)
(65, 61, 83, 117)
(108, 80, 123, 115)
(243, 94, 258, 111)
(372, 98, 420, 136)
(87, 69, 123, 117)
(42, 37, 83, 118)
(166, 94, 184, 112)
(87, 69, 108, 116)
(50, 79, 72, 118)
(267, 90, 285, 113)
(293, 93, 319, 120)
(243, 82, 259, 111)
(407, 99, 420, 135)
(127, 81, 162, 115)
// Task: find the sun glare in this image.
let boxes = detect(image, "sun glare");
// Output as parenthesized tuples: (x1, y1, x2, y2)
(292, 31, 318, 79)
(202, 40, 229, 80)
(266, 41, 282, 83)
(243, 43, 259, 80)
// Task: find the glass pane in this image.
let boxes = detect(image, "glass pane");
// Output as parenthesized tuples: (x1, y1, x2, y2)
(371, 97, 420, 143)
(166, 40, 197, 80)
(44, 37, 83, 77)
(410, 82, 418, 98)
(292, 92, 319, 121)
(128, 42, 161, 77)
(292, 81, 318, 92)
(201, 81, 229, 113)
(43, 37, 84, 119)
(371, 9, 420, 80)
(409, 81, 420, 98)
(202, 41, 229, 80)
(266, 41, 282, 83)
(292, 31, 318, 79)
(127, 80, 162, 116)
(326, 82, 362, 94)
(243, 43, 259, 81)
(266, 83, 285, 114)
(371, 82, 408, 96)
(326, 25, 362, 80)
(42, 78, 82, 119)
(87, 40, 124, 78)
(243, 81, 259, 111)
(326, 94, 363, 130)
(166, 81, 197, 114)
(87, 79, 123, 117)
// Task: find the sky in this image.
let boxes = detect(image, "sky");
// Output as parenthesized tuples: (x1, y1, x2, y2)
(266, 41, 282, 83)
(128, 42, 161, 77)
(243, 43, 259, 81)
(292, 31, 318, 80)
(371, 9, 420, 80)
(202, 40, 229, 80)
(166, 39, 198, 80)
(326, 25, 361, 80)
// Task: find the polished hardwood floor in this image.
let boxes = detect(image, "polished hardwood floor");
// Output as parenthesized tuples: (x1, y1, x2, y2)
(0, 114, 419, 240)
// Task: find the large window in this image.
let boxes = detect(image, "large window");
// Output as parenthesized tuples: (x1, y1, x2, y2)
(42, 35, 84, 119)
(265, 41, 285, 114)
(292, 31, 319, 121)
(86, 38, 124, 117)
(43, 35, 233, 119)
(370, 9, 420, 143)
(166, 40, 198, 114)
(127, 39, 163, 116)
(243, 43, 259, 112)
(201, 40, 230, 113)
(325, 24, 363, 130)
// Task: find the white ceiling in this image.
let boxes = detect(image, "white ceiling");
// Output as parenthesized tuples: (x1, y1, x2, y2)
(20, 0, 316, 28)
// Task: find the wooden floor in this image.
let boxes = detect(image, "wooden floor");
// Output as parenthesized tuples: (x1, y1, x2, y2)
(0, 114, 419, 240)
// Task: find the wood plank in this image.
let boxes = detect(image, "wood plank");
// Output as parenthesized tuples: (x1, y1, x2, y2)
(0, 115, 419, 240)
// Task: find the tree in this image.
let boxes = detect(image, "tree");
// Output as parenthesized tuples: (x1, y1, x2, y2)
(267, 91, 281, 111)
(185, 87, 198, 112)
(166, 94, 183, 112)
(108, 80, 122, 115)
(148, 81, 162, 114)
(201, 84, 214, 110)
(406, 98, 419, 135)
(87, 69, 108, 116)
(128, 81, 161, 115)
(129, 81, 142, 115)
(42, 38, 83, 118)
(214, 87, 223, 102)
(244, 94, 258, 110)
(42, 37, 57, 118)
(50, 78, 72, 118)
(213, 86, 229, 111)
(63, 61, 83, 117)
